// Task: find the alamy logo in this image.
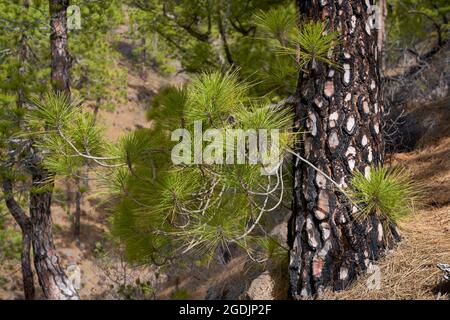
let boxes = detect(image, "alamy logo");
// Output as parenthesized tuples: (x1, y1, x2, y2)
(67, 5, 81, 30)
(171, 121, 282, 175)
(366, 264, 381, 290)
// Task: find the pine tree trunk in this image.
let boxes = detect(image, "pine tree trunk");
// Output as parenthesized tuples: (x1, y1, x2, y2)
(2, 0, 37, 300)
(30, 171, 78, 299)
(2, 179, 35, 300)
(289, 0, 394, 298)
(50, 0, 71, 94)
(28, 0, 78, 299)
(74, 187, 81, 244)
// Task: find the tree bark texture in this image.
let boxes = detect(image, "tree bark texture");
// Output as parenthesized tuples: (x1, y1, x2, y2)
(2, 179, 35, 300)
(50, 0, 71, 94)
(289, 0, 392, 298)
(27, 0, 78, 300)
(2, 0, 37, 300)
(30, 171, 78, 299)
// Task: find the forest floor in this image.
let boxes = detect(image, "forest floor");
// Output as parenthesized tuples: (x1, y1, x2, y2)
(0, 39, 449, 300)
(324, 135, 450, 300)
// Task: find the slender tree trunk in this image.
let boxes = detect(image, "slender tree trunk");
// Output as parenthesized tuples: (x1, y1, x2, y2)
(289, 0, 395, 298)
(28, 0, 78, 299)
(17, 0, 30, 109)
(74, 186, 81, 244)
(2, 179, 35, 300)
(217, 3, 234, 68)
(2, 0, 37, 300)
(141, 37, 147, 63)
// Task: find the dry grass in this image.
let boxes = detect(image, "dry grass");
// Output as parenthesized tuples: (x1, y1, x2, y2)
(323, 134, 450, 300)
(323, 207, 450, 300)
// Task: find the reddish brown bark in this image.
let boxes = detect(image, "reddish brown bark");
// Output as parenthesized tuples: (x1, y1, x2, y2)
(289, 0, 396, 298)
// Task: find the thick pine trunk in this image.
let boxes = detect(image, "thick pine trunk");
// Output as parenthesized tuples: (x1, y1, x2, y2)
(2, 0, 37, 300)
(2, 179, 35, 300)
(28, 0, 78, 299)
(289, 0, 392, 298)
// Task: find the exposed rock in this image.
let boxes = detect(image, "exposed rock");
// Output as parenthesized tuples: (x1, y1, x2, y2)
(246, 272, 275, 300)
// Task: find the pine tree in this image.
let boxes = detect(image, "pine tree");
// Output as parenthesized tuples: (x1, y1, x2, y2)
(126, 0, 297, 98)
(7, 0, 422, 300)
(27, 0, 79, 300)
(68, 0, 125, 244)
(289, 0, 394, 298)
(0, 0, 79, 299)
(0, 0, 50, 300)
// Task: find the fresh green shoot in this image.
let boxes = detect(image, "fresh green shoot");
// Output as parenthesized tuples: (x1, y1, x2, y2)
(348, 166, 422, 242)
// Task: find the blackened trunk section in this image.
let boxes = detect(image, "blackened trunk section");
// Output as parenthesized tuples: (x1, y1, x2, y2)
(289, 0, 389, 298)
(2, 179, 35, 300)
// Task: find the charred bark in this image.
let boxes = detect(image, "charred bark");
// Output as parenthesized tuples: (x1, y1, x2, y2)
(289, 0, 393, 298)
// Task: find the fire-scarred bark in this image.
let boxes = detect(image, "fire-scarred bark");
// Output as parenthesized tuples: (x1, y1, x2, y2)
(289, 0, 396, 298)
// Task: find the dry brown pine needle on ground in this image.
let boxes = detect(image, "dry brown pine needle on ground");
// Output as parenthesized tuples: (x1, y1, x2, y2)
(323, 207, 450, 300)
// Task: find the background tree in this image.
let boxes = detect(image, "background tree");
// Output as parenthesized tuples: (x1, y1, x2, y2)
(5, 0, 36, 301)
(126, 0, 298, 98)
(68, 0, 125, 243)
(0, 0, 50, 300)
(0, 0, 79, 299)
